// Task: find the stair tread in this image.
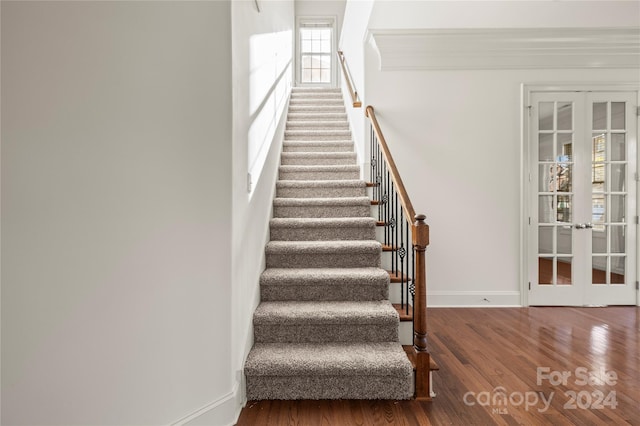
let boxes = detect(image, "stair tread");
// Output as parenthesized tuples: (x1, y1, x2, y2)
(254, 300, 398, 324)
(279, 164, 359, 171)
(281, 152, 356, 158)
(266, 240, 381, 252)
(287, 113, 347, 119)
(393, 303, 413, 321)
(270, 217, 376, 228)
(273, 197, 371, 207)
(284, 140, 353, 144)
(261, 267, 389, 284)
(387, 270, 413, 283)
(277, 179, 365, 188)
(286, 129, 350, 134)
(245, 342, 413, 377)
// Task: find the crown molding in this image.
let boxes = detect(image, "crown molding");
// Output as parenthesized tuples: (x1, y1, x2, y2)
(368, 27, 640, 71)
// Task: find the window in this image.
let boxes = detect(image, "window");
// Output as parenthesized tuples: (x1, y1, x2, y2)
(298, 19, 334, 85)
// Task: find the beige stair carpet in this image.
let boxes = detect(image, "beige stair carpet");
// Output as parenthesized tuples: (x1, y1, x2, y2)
(244, 87, 413, 400)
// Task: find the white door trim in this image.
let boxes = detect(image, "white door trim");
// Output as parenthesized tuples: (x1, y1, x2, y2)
(521, 83, 640, 307)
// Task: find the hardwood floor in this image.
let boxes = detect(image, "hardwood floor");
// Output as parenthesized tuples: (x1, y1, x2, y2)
(236, 307, 640, 425)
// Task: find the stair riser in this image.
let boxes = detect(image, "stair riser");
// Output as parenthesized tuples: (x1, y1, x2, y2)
(276, 186, 366, 198)
(287, 122, 349, 130)
(292, 88, 341, 92)
(270, 226, 376, 241)
(287, 113, 348, 121)
(283, 143, 353, 153)
(279, 170, 360, 180)
(266, 251, 380, 268)
(286, 129, 351, 136)
(254, 323, 398, 343)
(288, 106, 346, 113)
(289, 99, 344, 106)
(246, 375, 413, 400)
(291, 93, 342, 99)
(281, 156, 357, 166)
(260, 284, 388, 302)
(273, 205, 370, 218)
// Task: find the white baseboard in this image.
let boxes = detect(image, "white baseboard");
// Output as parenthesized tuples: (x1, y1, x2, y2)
(172, 381, 244, 426)
(428, 291, 521, 307)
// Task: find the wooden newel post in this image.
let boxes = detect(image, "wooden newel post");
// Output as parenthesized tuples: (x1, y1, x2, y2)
(412, 214, 430, 399)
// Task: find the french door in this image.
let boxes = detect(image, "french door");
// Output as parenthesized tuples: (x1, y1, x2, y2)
(528, 91, 638, 306)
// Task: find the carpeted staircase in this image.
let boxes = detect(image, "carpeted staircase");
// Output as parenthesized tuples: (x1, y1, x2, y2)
(244, 87, 414, 400)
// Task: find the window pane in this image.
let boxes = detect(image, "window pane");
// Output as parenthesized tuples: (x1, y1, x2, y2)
(610, 225, 625, 253)
(557, 133, 572, 161)
(593, 102, 607, 130)
(592, 256, 607, 284)
(539, 102, 554, 130)
(539, 257, 553, 284)
(592, 133, 606, 162)
(592, 194, 606, 227)
(539, 134, 553, 161)
(311, 68, 320, 82)
(611, 133, 626, 161)
(301, 39, 311, 52)
(557, 102, 572, 130)
(611, 102, 625, 130)
(320, 69, 330, 83)
(611, 164, 625, 192)
(593, 226, 607, 254)
(302, 69, 311, 83)
(320, 39, 330, 53)
(611, 257, 625, 284)
(556, 163, 572, 192)
(557, 227, 572, 254)
(557, 257, 572, 285)
(557, 195, 572, 223)
(610, 195, 625, 223)
(539, 195, 554, 223)
(539, 226, 553, 254)
(539, 164, 552, 192)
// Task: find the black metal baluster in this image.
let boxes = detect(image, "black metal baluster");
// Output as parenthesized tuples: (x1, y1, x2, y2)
(391, 182, 395, 274)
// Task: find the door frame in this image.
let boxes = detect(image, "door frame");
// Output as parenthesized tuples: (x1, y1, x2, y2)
(521, 83, 640, 307)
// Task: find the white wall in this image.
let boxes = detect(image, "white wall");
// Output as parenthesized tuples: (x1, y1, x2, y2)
(362, 0, 640, 306)
(230, 0, 294, 423)
(339, 0, 375, 175)
(295, 0, 347, 35)
(1, 2, 234, 425)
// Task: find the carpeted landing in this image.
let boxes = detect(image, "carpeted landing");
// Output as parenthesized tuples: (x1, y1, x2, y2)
(244, 87, 413, 400)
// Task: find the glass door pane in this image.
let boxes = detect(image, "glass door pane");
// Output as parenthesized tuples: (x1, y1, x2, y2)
(590, 100, 628, 286)
(536, 100, 575, 287)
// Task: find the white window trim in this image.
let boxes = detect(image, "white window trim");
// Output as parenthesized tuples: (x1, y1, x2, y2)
(295, 16, 337, 87)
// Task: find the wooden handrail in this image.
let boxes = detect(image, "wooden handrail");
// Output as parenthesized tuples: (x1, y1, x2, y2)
(337, 51, 362, 108)
(365, 106, 416, 222)
(365, 105, 431, 400)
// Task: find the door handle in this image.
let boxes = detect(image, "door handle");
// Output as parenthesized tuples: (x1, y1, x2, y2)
(575, 223, 593, 229)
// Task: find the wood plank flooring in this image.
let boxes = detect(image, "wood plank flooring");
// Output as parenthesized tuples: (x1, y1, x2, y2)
(236, 307, 640, 425)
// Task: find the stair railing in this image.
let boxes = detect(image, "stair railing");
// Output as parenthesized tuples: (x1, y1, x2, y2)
(366, 105, 431, 400)
(337, 51, 362, 108)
